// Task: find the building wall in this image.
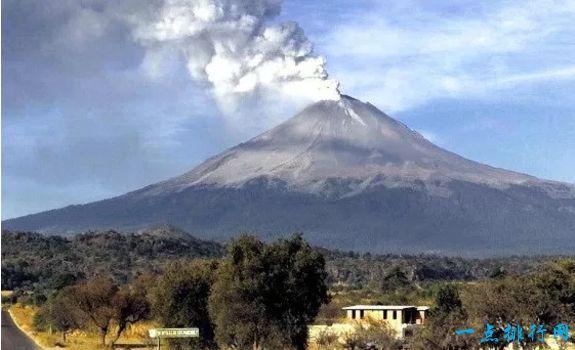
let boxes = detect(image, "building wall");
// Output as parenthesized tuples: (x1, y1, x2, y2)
(387, 310, 403, 332)
(334, 307, 429, 342)
(415, 310, 427, 325)
(345, 309, 405, 335)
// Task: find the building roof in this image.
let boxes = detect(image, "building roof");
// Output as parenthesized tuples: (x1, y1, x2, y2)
(342, 305, 428, 310)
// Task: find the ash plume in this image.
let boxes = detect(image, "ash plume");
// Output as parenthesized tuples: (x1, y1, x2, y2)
(126, 0, 340, 112)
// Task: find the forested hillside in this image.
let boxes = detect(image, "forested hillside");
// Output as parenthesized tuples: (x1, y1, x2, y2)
(1, 227, 223, 291)
(2, 228, 553, 295)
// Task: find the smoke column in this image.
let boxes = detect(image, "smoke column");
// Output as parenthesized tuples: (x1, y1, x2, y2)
(127, 0, 340, 112)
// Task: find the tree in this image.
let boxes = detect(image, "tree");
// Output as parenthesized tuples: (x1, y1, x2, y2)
(209, 235, 270, 350)
(381, 267, 410, 292)
(411, 284, 478, 350)
(151, 260, 218, 349)
(109, 284, 150, 345)
(209, 234, 330, 350)
(39, 276, 152, 347)
(488, 266, 506, 280)
(528, 259, 575, 324)
(264, 235, 330, 350)
(435, 284, 464, 320)
(66, 277, 118, 346)
(33, 291, 82, 342)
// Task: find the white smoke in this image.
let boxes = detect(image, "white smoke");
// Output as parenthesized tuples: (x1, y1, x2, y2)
(126, 0, 340, 112)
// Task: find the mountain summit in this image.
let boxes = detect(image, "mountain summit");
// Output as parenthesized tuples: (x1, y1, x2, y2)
(5, 96, 575, 255)
(145, 95, 547, 196)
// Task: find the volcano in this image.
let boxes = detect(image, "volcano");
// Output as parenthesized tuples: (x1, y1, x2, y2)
(4, 96, 575, 255)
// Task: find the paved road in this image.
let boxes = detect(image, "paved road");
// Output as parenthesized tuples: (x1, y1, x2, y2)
(1, 308, 40, 350)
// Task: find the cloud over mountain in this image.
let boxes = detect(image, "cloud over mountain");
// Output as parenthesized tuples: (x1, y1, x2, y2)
(124, 0, 340, 112)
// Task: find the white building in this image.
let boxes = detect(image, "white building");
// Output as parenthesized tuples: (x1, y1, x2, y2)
(342, 305, 430, 338)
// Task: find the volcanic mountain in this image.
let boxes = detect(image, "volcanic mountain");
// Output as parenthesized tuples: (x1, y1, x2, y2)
(5, 96, 575, 255)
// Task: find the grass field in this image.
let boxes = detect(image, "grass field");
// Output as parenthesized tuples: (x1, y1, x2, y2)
(7, 303, 156, 350)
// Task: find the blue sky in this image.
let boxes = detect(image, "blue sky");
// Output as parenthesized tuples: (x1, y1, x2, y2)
(2, 0, 575, 219)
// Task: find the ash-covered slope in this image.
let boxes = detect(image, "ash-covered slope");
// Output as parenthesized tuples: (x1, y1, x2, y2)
(4, 96, 575, 255)
(142, 96, 544, 196)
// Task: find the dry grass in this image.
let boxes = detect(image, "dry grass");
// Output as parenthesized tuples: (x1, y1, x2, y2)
(1, 290, 14, 297)
(8, 304, 156, 350)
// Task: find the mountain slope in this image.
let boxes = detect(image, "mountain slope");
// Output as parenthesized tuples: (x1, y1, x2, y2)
(4, 96, 575, 255)
(141, 96, 547, 194)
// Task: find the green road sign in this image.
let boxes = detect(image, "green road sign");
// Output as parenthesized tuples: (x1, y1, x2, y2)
(149, 328, 199, 338)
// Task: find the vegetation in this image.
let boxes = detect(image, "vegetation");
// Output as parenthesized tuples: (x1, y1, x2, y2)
(3, 229, 575, 350)
(5, 233, 331, 349)
(409, 284, 477, 350)
(209, 235, 329, 350)
(1, 228, 223, 292)
(32, 277, 152, 346)
(2, 228, 552, 298)
(151, 260, 218, 349)
(406, 259, 575, 350)
(314, 328, 339, 349)
(33, 291, 82, 341)
(341, 320, 402, 350)
(321, 249, 552, 289)
(11, 303, 153, 350)
(109, 282, 151, 345)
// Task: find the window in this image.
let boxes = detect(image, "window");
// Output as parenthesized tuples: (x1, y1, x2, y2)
(359, 310, 364, 319)
(393, 311, 397, 320)
(352, 310, 356, 319)
(384, 310, 388, 320)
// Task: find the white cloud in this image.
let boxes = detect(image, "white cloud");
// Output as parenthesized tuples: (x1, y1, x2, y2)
(320, 0, 575, 112)
(124, 0, 340, 115)
(494, 67, 575, 86)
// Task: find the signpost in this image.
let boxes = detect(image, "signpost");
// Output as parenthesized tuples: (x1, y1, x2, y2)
(148, 328, 199, 349)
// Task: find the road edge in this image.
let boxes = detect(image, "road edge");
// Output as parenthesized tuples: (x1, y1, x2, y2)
(5, 307, 47, 350)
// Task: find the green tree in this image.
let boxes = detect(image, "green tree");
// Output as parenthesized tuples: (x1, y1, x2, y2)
(528, 259, 575, 324)
(209, 236, 270, 350)
(435, 284, 464, 320)
(488, 266, 506, 280)
(33, 291, 82, 342)
(151, 260, 218, 349)
(412, 284, 478, 350)
(209, 234, 330, 350)
(264, 235, 330, 350)
(381, 266, 410, 292)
